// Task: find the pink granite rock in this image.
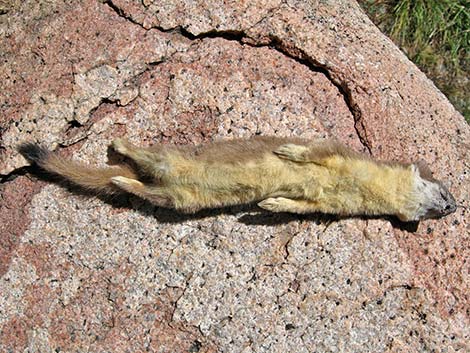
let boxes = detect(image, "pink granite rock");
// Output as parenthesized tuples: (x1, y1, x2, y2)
(0, 0, 468, 352)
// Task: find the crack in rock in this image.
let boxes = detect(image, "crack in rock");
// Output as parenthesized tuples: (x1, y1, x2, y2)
(102, 0, 373, 153)
(1, 40, 187, 175)
(102, 0, 146, 29)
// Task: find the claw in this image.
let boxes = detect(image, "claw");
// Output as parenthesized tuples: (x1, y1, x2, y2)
(112, 138, 130, 155)
(258, 197, 290, 212)
(274, 144, 309, 162)
(111, 176, 143, 190)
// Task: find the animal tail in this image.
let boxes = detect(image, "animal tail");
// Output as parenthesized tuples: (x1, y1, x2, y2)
(18, 142, 138, 194)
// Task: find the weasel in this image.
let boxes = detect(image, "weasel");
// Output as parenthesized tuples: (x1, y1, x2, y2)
(18, 136, 456, 221)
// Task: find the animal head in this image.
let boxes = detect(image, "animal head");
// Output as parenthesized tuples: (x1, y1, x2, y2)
(399, 162, 457, 222)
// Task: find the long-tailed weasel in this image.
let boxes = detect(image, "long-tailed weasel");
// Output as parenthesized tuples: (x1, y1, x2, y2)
(18, 136, 456, 222)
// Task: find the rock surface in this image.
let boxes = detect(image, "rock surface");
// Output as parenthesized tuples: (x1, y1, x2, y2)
(0, 0, 468, 352)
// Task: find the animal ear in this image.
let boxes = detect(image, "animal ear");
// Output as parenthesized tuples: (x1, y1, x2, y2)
(415, 159, 435, 181)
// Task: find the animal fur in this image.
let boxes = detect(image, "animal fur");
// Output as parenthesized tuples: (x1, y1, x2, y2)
(18, 136, 457, 222)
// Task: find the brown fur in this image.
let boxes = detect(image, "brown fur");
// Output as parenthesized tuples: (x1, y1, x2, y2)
(18, 136, 456, 221)
(18, 143, 137, 193)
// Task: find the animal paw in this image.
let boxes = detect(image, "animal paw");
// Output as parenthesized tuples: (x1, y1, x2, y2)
(111, 176, 143, 189)
(274, 144, 309, 162)
(258, 197, 292, 212)
(112, 138, 132, 155)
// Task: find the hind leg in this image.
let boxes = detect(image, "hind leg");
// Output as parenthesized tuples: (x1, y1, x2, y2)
(111, 176, 173, 207)
(112, 138, 169, 177)
(258, 197, 320, 214)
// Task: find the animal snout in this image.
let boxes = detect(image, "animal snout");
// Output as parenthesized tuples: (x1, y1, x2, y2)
(441, 190, 457, 214)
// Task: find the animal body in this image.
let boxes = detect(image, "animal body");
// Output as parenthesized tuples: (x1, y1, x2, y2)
(18, 136, 456, 222)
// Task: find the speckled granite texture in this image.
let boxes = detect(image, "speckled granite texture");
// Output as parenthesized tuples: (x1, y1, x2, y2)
(0, 0, 469, 352)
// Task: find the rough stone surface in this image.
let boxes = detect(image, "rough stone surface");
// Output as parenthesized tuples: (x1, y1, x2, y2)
(0, 0, 469, 352)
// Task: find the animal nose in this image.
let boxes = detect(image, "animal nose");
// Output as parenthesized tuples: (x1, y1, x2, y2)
(446, 203, 457, 212)
(444, 198, 457, 214)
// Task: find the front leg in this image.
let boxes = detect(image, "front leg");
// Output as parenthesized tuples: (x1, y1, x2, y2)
(258, 197, 320, 214)
(274, 140, 359, 165)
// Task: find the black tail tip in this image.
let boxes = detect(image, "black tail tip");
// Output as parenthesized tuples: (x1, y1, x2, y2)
(17, 142, 50, 164)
